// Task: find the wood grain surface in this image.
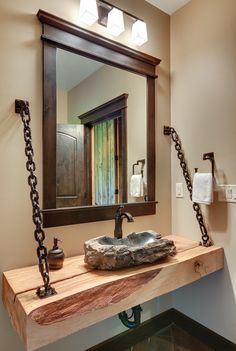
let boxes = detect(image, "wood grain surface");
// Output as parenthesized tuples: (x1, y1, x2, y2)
(2, 235, 224, 351)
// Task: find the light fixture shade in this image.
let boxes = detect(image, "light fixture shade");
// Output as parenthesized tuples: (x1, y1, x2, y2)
(107, 8, 125, 37)
(79, 0, 98, 26)
(131, 20, 148, 46)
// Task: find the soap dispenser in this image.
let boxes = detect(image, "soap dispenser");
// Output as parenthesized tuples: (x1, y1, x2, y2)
(48, 238, 65, 270)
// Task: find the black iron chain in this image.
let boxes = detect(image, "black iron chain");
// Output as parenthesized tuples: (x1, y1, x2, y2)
(17, 100, 56, 298)
(164, 126, 212, 247)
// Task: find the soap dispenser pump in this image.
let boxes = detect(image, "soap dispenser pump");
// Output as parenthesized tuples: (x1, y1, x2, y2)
(48, 237, 65, 270)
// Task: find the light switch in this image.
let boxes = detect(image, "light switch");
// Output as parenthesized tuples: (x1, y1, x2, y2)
(176, 183, 184, 198)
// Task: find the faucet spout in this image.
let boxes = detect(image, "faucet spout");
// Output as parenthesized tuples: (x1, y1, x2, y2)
(122, 212, 134, 223)
(114, 205, 134, 239)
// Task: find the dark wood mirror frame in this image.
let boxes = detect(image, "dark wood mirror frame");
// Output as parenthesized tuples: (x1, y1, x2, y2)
(37, 10, 161, 228)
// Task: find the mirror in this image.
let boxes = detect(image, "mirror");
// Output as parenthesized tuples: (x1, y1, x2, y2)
(56, 49, 147, 207)
(38, 10, 161, 227)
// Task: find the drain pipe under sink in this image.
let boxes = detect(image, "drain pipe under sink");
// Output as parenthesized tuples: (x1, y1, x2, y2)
(118, 305, 143, 329)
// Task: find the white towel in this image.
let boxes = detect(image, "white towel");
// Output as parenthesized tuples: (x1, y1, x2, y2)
(192, 173, 213, 205)
(130, 174, 144, 197)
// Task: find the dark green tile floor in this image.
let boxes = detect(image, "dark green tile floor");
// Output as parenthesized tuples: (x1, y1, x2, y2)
(124, 324, 214, 351)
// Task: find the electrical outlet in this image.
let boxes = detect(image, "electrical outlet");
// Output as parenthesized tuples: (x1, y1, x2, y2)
(218, 185, 236, 202)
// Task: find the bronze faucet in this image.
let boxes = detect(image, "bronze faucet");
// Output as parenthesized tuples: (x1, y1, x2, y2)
(114, 205, 134, 239)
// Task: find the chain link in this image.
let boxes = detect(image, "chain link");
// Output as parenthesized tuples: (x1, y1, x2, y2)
(18, 100, 56, 298)
(164, 126, 212, 247)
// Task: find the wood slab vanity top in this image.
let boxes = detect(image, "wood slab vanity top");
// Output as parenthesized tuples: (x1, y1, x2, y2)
(2, 235, 224, 351)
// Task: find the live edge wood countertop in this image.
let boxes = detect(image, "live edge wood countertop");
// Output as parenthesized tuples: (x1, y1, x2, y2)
(2, 235, 224, 351)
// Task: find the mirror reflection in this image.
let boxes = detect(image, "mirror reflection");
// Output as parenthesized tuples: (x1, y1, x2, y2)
(56, 48, 147, 208)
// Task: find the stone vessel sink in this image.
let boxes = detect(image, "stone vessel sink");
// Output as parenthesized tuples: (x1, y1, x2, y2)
(84, 230, 176, 270)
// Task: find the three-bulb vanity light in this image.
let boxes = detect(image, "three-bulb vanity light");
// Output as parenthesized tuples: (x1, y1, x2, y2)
(78, 0, 148, 46)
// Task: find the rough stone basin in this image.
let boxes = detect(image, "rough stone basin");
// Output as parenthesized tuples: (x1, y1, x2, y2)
(84, 230, 176, 270)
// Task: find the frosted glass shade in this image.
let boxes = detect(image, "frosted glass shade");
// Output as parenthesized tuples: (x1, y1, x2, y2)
(79, 0, 98, 26)
(107, 8, 125, 37)
(131, 20, 148, 46)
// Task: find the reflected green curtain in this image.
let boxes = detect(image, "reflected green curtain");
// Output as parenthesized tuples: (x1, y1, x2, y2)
(94, 120, 115, 205)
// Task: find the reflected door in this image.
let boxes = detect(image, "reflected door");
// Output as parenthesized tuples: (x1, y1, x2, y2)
(56, 124, 85, 207)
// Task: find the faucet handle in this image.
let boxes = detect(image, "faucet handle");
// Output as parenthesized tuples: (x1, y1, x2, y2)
(115, 205, 124, 216)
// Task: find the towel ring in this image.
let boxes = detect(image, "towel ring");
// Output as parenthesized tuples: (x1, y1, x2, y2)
(194, 153, 215, 177)
(203, 152, 215, 177)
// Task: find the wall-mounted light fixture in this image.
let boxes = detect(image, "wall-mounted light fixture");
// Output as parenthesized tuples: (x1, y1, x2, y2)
(79, 0, 98, 26)
(107, 7, 125, 37)
(131, 20, 148, 47)
(78, 0, 148, 46)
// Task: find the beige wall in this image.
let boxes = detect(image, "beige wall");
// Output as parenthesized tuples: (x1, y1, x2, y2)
(68, 64, 147, 201)
(0, 0, 170, 350)
(171, 0, 236, 343)
(57, 90, 68, 123)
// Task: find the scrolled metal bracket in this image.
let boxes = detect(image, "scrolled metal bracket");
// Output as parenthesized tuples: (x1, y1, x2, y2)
(163, 125, 172, 135)
(15, 99, 29, 114)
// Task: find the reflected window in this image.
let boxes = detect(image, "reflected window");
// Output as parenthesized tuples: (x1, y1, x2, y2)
(94, 119, 116, 205)
(80, 94, 128, 206)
